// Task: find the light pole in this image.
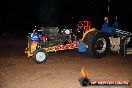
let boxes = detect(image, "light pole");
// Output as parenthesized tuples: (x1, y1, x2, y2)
(108, 0, 110, 13)
(107, 0, 110, 15)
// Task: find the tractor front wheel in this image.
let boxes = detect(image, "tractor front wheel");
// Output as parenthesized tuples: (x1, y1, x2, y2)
(33, 49, 48, 64)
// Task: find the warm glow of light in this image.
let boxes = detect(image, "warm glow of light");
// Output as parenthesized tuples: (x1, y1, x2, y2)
(81, 67, 89, 77)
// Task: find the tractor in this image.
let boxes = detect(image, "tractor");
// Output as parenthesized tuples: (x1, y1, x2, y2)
(25, 20, 110, 64)
(25, 17, 132, 64)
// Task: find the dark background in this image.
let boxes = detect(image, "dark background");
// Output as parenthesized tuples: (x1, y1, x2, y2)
(0, 0, 131, 36)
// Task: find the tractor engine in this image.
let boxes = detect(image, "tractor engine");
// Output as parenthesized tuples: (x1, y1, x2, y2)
(39, 27, 72, 47)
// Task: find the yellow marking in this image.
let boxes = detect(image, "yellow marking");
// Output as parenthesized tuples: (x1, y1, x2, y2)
(42, 46, 57, 52)
(85, 45, 89, 48)
(27, 50, 33, 58)
(31, 42, 38, 53)
(81, 67, 89, 77)
(81, 67, 85, 77)
(25, 48, 32, 58)
(82, 28, 96, 40)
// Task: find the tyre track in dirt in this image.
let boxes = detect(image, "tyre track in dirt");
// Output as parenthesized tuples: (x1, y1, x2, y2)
(0, 38, 132, 88)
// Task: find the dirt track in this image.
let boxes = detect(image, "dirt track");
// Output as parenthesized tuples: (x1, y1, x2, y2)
(0, 38, 132, 88)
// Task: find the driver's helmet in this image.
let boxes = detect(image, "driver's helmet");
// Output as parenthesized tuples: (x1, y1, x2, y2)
(33, 29, 37, 33)
(33, 25, 38, 33)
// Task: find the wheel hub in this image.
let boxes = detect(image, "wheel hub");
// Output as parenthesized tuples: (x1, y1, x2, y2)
(36, 52, 46, 62)
(95, 38, 106, 53)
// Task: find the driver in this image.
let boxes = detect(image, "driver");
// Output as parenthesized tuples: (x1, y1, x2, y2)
(31, 28, 40, 42)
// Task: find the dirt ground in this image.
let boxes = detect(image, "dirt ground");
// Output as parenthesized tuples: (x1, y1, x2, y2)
(0, 38, 132, 88)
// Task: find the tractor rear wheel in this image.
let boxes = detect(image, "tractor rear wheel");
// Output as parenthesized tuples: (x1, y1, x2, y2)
(83, 30, 110, 58)
(33, 49, 48, 64)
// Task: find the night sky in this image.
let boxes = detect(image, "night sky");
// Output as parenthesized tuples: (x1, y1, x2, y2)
(0, 0, 131, 35)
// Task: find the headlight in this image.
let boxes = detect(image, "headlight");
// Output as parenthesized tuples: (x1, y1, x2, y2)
(65, 29, 70, 34)
(61, 29, 72, 35)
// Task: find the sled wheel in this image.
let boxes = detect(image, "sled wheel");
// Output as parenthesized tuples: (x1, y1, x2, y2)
(83, 30, 110, 58)
(120, 38, 127, 58)
(33, 49, 48, 64)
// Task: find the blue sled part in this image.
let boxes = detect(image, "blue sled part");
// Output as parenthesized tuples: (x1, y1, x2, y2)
(101, 20, 117, 36)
